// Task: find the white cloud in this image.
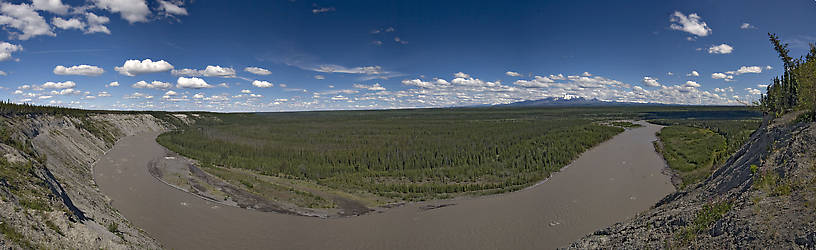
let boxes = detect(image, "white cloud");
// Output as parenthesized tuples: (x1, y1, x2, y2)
(314, 75, 325, 80)
(51, 88, 79, 95)
(42, 80, 76, 89)
(32, 0, 70, 15)
(84, 12, 110, 34)
(454, 72, 470, 78)
(312, 7, 335, 14)
(669, 11, 712, 37)
(92, 0, 150, 24)
(244, 66, 271, 75)
(252, 80, 274, 88)
(740, 23, 755, 29)
(765, 65, 773, 70)
(505, 71, 521, 77)
(131, 80, 171, 89)
(735, 66, 762, 74)
(107, 81, 119, 87)
(746, 88, 761, 95)
(687, 70, 700, 77)
(115, 59, 174, 76)
(240, 89, 251, 94)
(641, 77, 661, 87)
(684, 80, 701, 88)
(394, 37, 407, 44)
(52, 17, 84, 30)
(192, 93, 204, 99)
(667, 72, 674, 76)
(582, 72, 592, 77)
(0, 42, 22, 61)
(708, 44, 734, 54)
(53, 64, 104, 76)
(176, 77, 212, 89)
(0, 70, 6, 76)
(353, 83, 386, 91)
(711, 72, 734, 81)
(757, 84, 768, 89)
(172, 65, 236, 78)
(97, 91, 111, 97)
(713, 87, 733, 93)
(514, 76, 554, 88)
(157, 0, 187, 16)
(401, 79, 434, 88)
(0, 2, 55, 40)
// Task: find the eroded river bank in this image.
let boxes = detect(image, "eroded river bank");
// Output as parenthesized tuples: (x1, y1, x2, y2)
(93, 122, 674, 249)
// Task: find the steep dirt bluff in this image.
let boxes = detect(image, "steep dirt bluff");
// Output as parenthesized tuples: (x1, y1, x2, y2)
(571, 116, 816, 249)
(0, 113, 185, 249)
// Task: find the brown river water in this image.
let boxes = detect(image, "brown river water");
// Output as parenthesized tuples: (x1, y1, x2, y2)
(93, 122, 674, 250)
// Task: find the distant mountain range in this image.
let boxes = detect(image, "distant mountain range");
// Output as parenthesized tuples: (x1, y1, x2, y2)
(497, 96, 661, 107)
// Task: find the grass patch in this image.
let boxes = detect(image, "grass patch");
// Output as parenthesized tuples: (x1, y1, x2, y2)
(610, 121, 642, 128)
(657, 126, 727, 187)
(676, 202, 732, 244)
(0, 221, 35, 249)
(203, 166, 335, 208)
(754, 171, 793, 196)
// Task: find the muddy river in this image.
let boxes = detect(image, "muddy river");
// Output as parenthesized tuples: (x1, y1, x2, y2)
(93, 122, 674, 249)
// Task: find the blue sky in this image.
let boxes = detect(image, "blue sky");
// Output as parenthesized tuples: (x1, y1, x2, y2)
(1, 0, 815, 111)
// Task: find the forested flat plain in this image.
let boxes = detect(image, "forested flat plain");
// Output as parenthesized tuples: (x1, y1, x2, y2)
(157, 106, 760, 202)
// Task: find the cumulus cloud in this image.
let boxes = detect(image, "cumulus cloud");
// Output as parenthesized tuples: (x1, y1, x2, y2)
(353, 83, 386, 91)
(669, 11, 712, 37)
(50, 88, 79, 95)
(157, 0, 187, 16)
(172, 65, 236, 78)
(740, 23, 756, 29)
(505, 71, 521, 77)
(734, 66, 762, 75)
(42, 80, 76, 89)
(0, 42, 22, 61)
(708, 44, 734, 54)
(92, 0, 150, 24)
(52, 17, 84, 30)
(84, 12, 110, 34)
(314, 75, 325, 80)
(687, 70, 700, 77)
(514, 76, 555, 88)
(711, 72, 734, 81)
(0, 2, 55, 40)
(176, 77, 213, 89)
(683, 80, 701, 88)
(131, 80, 171, 89)
(401, 79, 434, 88)
(53, 64, 104, 76)
(0, 70, 6, 76)
(107, 81, 119, 87)
(746, 88, 761, 95)
(32, 0, 70, 15)
(641, 77, 661, 87)
(244, 66, 271, 75)
(240, 89, 251, 94)
(115, 59, 174, 76)
(252, 80, 273, 88)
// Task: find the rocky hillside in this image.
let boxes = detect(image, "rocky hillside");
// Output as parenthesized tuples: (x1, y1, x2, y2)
(0, 113, 188, 249)
(571, 115, 816, 248)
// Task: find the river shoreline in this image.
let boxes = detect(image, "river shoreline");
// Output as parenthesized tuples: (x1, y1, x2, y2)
(94, 122, 675, 249)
